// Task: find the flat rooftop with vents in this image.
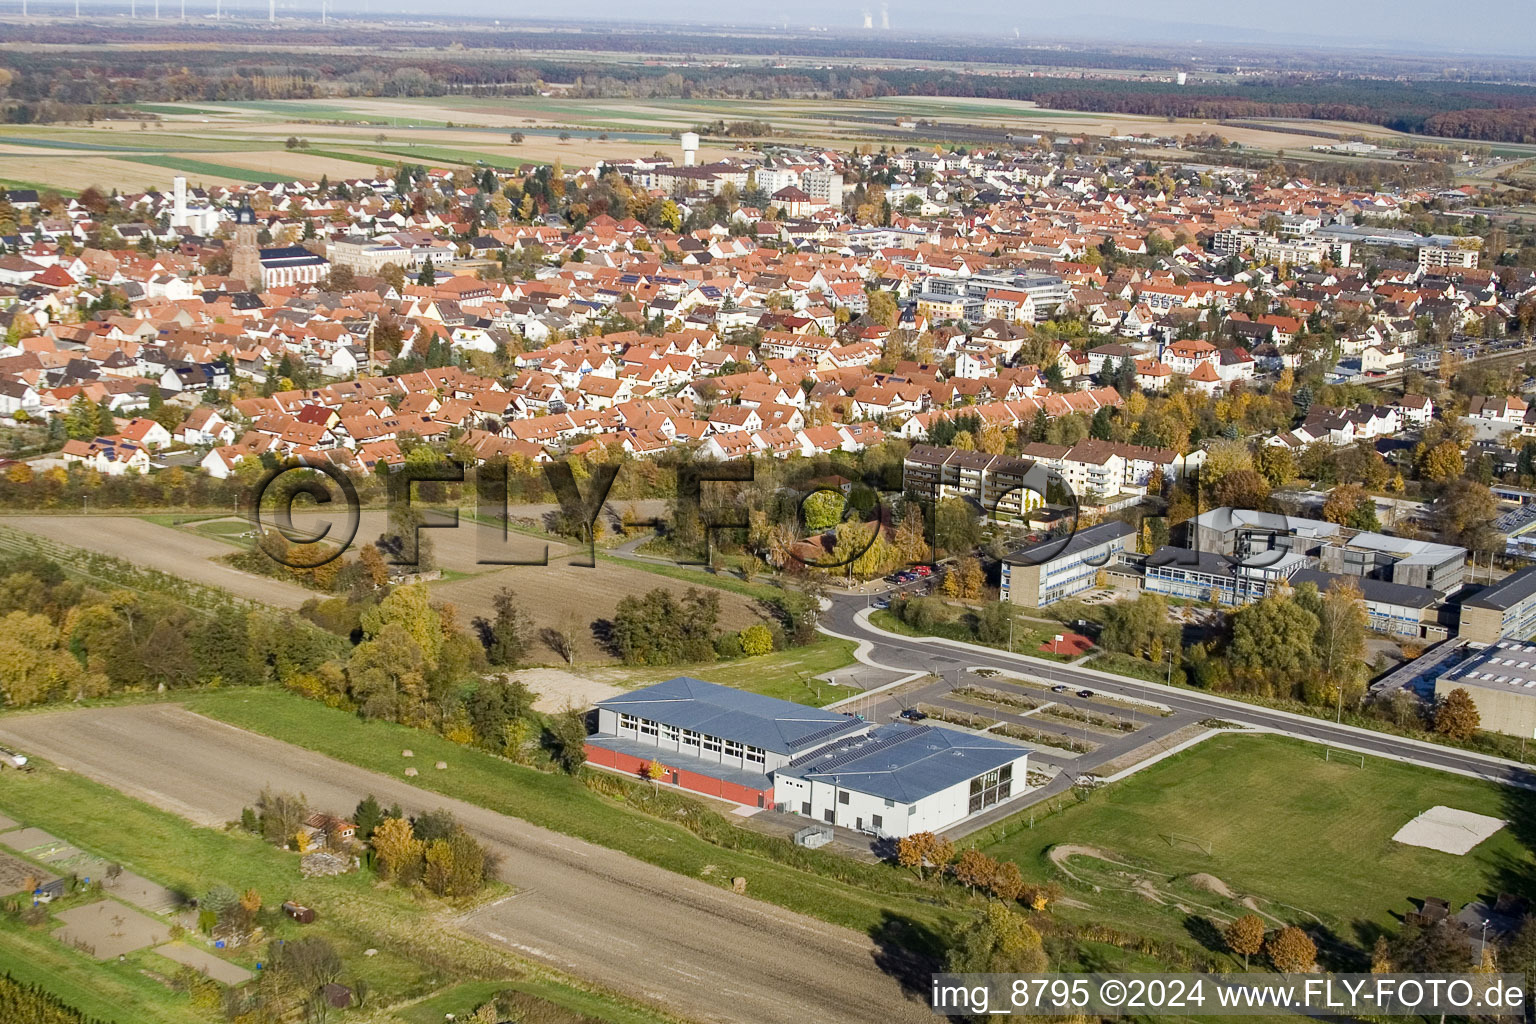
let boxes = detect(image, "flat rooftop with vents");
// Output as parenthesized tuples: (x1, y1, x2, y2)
(1436, 639, 1536, 737)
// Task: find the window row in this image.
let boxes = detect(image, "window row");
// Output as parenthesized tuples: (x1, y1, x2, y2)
(616, 715, 765, 764)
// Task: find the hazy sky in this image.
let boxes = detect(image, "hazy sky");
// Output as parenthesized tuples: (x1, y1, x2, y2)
(455, 0, 1536, 58)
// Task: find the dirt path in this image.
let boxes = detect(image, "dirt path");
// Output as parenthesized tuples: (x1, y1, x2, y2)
(0, 705, 930, 1024)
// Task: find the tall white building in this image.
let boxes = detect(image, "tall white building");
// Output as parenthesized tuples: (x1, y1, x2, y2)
(802, 169, 843, 207)
(167, 176, 219, 235)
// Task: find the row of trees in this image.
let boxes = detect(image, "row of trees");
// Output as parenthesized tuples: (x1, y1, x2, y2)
(1224, 580, 1369, 707)
(0, 554, 346, 708)
(896, 833, 1062, 914)
(1222, 915, 1318, 973)
(0, 973, 102, 1024)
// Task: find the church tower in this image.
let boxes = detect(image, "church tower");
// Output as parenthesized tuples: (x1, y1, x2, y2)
(231, 204, 261, 290)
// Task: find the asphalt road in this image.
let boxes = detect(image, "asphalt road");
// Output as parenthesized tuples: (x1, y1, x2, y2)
(822, 594, 1536, 789)
(0, 705, 931, 1024)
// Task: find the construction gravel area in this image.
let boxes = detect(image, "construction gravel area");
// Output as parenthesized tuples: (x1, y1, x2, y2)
(0, 705, 930, 1024)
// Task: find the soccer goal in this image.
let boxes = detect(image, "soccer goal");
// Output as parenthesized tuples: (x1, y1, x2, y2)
(1325, 747, 1366, 768)
(1165, 832, 1213, 856)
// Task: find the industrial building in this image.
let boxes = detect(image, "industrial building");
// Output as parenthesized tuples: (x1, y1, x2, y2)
(1138, 548, 1448, 638)
(1458, 566, 1536, 644)
(1189, 508, 1465, 595)
(1435, 640, 1536, 738)
(1189, 507, 1341, 561)
(1317, 532, 1466, 593)
(584, 678, 1029, 837)
(1000, 520, 1135, 607)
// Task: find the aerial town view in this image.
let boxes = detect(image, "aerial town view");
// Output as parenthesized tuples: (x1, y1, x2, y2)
(1, 0, 1536, 1021)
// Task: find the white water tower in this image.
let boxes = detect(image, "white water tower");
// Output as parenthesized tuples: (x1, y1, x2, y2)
(680, 131, 700, 167)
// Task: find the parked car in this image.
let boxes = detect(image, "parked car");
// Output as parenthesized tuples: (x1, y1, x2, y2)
(1076, 689, 1094, 699)
(1050, 684, 1068, 693)
(899, 708, 927, 721)
(913, 565, 933, 577)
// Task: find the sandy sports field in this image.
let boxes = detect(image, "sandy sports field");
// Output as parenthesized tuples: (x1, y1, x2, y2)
(1393, 805, 1506, 855)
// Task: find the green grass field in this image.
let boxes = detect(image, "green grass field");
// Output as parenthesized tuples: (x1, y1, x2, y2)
(645, 635, 858, 707)
(122, 154, 281, 183)
(869, 607, 1075, 661)
(979, 734, 1535, 951)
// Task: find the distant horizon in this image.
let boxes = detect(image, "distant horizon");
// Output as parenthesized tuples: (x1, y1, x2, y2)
(7, 2, 1536, 61)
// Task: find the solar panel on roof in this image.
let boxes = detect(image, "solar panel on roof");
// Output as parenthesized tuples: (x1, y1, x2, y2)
(803, 726, 932, 775)
(788, 720, 860, 752)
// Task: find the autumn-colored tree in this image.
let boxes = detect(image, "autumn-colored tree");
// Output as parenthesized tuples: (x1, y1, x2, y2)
(1418, 440, 1465, 483)
(738, 624, 773, 656)
(896, 831, 955, 881)
(895, 505, 929, 567)
(1266, 925, 1317, 973)
(940, 571, 961, 598)
(958, 557, 986, 600)
(946, 901, 1049, 974)
(867, 290, 898, 329)
(423, 829, 486, 898)
(1224, 913, 1265, 969)
(371, 816, 424, 883)
(978, 423, 1008, 455)
(987, 860, 1026, 902)
(235, 887, 262, 928)
(952, 848, 999, 893)
(645, 759, 668, 794)
(1370, 935, 1394, 973)
(1253, 444, 1295, 488)
(1312, 579, 1368, 708)
(1211, 469, 1271, 512)
(1433, 687, 1480, 740)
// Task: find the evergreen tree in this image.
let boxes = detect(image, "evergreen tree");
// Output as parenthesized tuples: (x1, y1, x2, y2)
(417, 258, 436, 287)
(1029, 407, 1049, 443)
(95, 397, 116, 437)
